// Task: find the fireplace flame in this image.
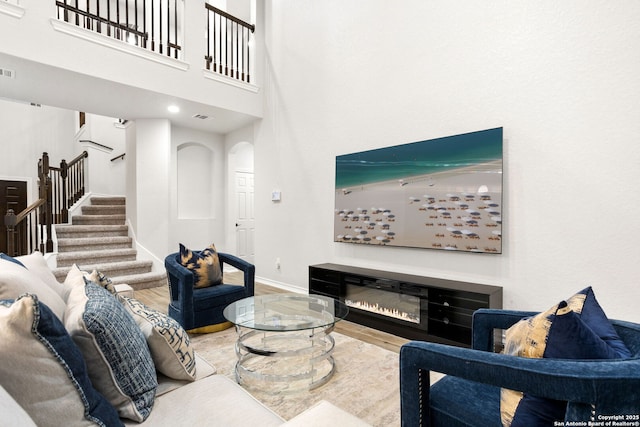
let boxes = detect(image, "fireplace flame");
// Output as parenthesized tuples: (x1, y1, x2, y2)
(345, 299, 419, 324)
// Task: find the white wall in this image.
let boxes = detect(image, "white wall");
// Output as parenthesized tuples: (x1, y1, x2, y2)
(134, 119, 171, 260)
(125, 122, 138, 234)
(81, 114, 127, 196)
(255, 0, 640, 322)
(0, 99, 78, 201)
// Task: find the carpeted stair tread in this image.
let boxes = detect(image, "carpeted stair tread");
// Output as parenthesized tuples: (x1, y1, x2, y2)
(52, 260, 154, 282)
(72, 214, 126, 225)
(56, 248, 138, 267)
(111, 271, 168, 291)
(90, 196, 126, 206)
(81, 205, 126, 215)
(56, 224, 129, 238)
(57, 236, 133, 252)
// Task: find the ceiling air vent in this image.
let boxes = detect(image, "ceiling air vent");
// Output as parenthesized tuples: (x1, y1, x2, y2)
(0, 68, 16, 79)
(192, 114, 210, 120)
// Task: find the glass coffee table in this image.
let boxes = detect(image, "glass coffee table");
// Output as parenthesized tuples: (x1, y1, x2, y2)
(223, 293, 349, 392)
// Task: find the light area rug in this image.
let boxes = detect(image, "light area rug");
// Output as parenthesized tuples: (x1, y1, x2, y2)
(190, 327, 401, 427)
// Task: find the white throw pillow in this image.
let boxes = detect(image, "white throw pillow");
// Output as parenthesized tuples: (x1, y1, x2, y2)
(15, 251, 66, 299)
(0, 256, 66, 319)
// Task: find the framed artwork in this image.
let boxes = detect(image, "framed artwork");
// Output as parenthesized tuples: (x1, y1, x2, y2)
(334, 127, 503, 253)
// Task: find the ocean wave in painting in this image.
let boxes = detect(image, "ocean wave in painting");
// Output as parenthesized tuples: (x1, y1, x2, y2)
(335, 128, 503, 188)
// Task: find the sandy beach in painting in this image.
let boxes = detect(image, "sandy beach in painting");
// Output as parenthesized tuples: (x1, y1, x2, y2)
(334, 160, 502, 253)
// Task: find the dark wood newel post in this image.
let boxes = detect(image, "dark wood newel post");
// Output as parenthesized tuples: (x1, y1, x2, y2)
(60, 158, 69, 223)
(40, 152, 54, 253)
(4, 209, 16, 256)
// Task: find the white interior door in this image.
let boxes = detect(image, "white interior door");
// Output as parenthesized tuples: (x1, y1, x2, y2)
(235, 171, 255, 263)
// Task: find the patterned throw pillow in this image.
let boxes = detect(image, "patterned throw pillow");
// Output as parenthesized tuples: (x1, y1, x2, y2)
(64, 279, 157, 422)
(119, 295, 197, 381)
(179, 243, 223, 288)
(84, 269, 119, 294)
(0, 294, 122, 427)
(501, 287, 631, 427)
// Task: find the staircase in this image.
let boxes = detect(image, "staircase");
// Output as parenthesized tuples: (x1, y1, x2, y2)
(53, 196, 167, 291)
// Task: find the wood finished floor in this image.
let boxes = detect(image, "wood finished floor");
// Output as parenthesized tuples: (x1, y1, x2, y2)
(135, 272, 409, 354)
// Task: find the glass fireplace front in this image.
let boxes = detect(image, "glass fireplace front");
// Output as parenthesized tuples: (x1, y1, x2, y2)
(343, 276, 427, 329)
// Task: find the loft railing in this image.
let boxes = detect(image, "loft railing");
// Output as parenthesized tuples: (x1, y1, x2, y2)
(4, 151, 88, 256)
(53, 2, 255, 84)
(205, 4, 255, 83)
(55, 0, 183, 59)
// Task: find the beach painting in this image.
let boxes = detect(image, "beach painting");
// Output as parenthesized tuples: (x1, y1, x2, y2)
(334, 127, 503, 253)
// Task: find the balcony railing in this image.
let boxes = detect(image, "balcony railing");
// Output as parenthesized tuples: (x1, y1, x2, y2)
(53, 1, 256, 84)
(55, 0, 183, 59)
(205, 4, 255, 84)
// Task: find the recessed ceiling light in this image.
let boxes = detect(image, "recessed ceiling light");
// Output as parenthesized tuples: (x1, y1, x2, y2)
(167, 105, 180, 113)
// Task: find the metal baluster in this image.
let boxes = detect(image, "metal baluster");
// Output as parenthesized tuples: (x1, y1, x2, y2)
(213, 13, 220, 72)
(159, 0, 163, 54)
(151, 0, 155, 52)
(166, 0, 170, 56)
(142, 0, 146, 48)
(247, 27, 251, 83)
(116, 0, 120, 40)
(234, 22, 238, 79)
(107, 0, 111, 36)
(125, 0, 130, 43)
(173, 0, 178, 58)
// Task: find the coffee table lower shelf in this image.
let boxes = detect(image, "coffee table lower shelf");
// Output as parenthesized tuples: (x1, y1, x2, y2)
(233, 325, 336, 392)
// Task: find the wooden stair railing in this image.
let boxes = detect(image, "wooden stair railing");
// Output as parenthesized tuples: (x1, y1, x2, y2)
(3, 199, 46, 257)
(4, 151, 88, 257)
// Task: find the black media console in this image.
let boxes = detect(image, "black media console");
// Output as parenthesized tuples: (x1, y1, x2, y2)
(309, 263, 502, 347)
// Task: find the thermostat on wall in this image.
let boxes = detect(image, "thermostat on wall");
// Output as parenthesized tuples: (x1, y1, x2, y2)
(271, 191, 281, 202)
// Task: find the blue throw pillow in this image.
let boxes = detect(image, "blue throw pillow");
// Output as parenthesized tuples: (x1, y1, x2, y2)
(0, 294, 122, 426)
(501, 287, 631, 427)
(65, 279, 157, 422)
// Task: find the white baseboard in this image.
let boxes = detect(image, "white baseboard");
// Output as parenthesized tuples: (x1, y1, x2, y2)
(255, 276, 306, 294)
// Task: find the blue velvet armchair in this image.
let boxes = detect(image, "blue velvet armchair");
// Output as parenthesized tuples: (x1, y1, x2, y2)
(400, 309, 640, 427)
(164, 252, 255, 331)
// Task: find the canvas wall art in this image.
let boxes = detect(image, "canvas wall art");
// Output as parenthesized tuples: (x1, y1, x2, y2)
(334, 127, 503, 253)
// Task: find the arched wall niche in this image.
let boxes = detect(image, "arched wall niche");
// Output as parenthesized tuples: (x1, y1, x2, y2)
(177, 142, 215, 219)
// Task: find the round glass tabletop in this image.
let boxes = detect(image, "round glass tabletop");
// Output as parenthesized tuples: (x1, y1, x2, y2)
(223, 293, 349, 332)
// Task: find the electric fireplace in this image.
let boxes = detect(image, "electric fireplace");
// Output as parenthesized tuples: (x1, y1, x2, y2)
(309, 263, 503, 347)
